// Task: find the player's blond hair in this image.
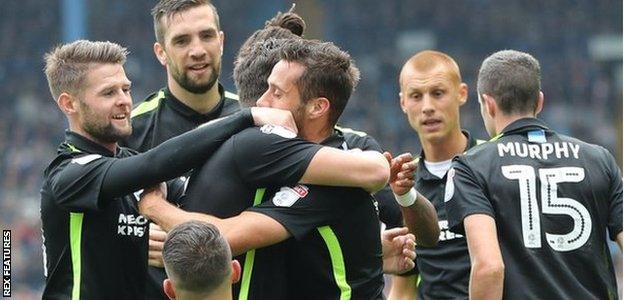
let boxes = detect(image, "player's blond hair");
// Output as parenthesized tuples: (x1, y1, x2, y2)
(44, 40, 128, 100)
(399, 50, 463, 87)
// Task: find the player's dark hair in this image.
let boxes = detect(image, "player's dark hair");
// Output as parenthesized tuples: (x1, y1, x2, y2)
(152, 0, 220, 45)
(477, 50, 541, 115)
(163, 221, 231, 294)
(233, 6, 305, 107)
(279, 39, 360, 126)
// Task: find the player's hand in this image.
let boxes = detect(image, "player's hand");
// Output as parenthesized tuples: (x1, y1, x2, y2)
(250, 107, 298, 134)
(384, 152, 416, 196)
(381, 227, 416, 274)
(138, 184, 167, 216)
(148, 223, 166, 268)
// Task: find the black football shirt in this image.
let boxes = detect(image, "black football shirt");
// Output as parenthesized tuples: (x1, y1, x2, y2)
(410, 130, 481, 300)
(183, 125, 323, 300)
(120, 85, 240, 300)
(446, 118, 622, 299)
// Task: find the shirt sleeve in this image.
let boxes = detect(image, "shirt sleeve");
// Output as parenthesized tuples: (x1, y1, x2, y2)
(445, 156, 495, 235)
(48, 154, 116, 211)
(247, 185, 366, 239)
(604, 149, 623, 241)
(232, 126, 323, 187)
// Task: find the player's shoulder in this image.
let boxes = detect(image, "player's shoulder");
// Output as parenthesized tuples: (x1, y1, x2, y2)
(233, 125, 299, 143)
(222, 91, 241, 115)
(557, 132, 616, 164)
(463, 136, 497, 158)
(335, 125, 381, 150)
(131, 89, 167, 119)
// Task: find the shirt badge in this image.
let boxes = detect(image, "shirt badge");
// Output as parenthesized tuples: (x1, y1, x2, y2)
(272, 185, 308, 207)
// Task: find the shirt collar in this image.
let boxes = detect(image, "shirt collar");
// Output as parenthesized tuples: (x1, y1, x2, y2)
(500, 117, 550, 136)
(64, 130, 118, 157)
(418, 129, 477, 181)
(164, 83, 227, 124)
(320, 129, 345, 148)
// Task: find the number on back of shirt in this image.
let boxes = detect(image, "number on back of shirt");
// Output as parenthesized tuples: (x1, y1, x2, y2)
(502, 165, 591, 252)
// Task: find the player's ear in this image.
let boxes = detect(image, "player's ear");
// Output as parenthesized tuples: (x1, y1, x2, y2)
(399, 91, 408, 114)
(154, 42, 167, 67)
(231, 259, 241, 283)
(58, 92, 78, 115)
(534, 91, 544, 116)
(219, 31, 225, 56)
(458, 83, 468, 106)
(482, 94, 496, 118)
(163, 278, 177, 300)
(308, 97, 330, 120)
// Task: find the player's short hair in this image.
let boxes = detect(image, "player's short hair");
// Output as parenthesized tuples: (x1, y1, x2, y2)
(163, 221, 231, 294)
(477, 50, 541, 115)
(152, 0, 220, 45)
(44, 40, 128, 100)
(279, 39, 360, 126)
(233, 8, 306, 107)
(399, 50, 462, 87)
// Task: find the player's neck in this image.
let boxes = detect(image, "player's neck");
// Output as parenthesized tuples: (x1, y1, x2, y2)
(421, 128, 467, 162)
(495, 113, 536, 136)
(168, 80, 221, 114)
(302, 121, 333, 144)
(70, 124, 117, 154)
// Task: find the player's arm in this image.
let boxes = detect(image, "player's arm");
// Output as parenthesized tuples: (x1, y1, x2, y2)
(386, 152, 439, 247)
(100, 108, 294, 198)
(388, 275, 418, 300)
(464, 214, 504, 300)
(617, 232, 622, 250)
(139, 189, 290, 256)
(300, 147, 390, 193)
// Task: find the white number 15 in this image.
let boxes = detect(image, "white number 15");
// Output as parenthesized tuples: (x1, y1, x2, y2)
(501, 165, 591, 252)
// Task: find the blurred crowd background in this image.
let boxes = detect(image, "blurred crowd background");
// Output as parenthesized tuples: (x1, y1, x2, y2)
(0, 0, 621, 298)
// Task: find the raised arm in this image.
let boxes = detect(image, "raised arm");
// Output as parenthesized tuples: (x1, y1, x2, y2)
(386, 152, 439, 246)
(100, 108, 294, 198)
(300, 148, 390, 193)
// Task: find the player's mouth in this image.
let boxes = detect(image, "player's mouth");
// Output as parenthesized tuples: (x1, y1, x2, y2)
(188, 63, 209, 74)
(111, 113, 129, 124)
(421, 118, 443, 131)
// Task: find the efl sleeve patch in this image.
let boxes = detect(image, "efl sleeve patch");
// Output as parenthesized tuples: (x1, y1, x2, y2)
(272, 185, 309, 207)
(260, 124, 297, 139)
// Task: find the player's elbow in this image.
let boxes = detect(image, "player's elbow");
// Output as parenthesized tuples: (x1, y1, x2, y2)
(472, 258, 505, 282)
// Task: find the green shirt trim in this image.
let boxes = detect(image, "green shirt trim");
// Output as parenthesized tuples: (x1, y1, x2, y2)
(70, 212, 84, 300)
(131, 90, 165, 118)
(238, 188, 266, 300)
(318, 226, 352, 300)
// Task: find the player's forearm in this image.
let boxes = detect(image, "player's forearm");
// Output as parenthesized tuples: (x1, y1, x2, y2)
(140, 195, 226, 233)
(388, 275, 417, 300)
(301, 149, 390, 193)
(469, 260, 504, 300)
(401, 193, 439, 247)
(102, 109, 254, 198)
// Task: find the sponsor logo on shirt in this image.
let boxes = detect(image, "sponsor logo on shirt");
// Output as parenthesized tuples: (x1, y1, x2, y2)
(260, 124, 297, 139)
(438, 220, 463, 242)
(117, 214, 148, 237)
(272, 185, 308, 207)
